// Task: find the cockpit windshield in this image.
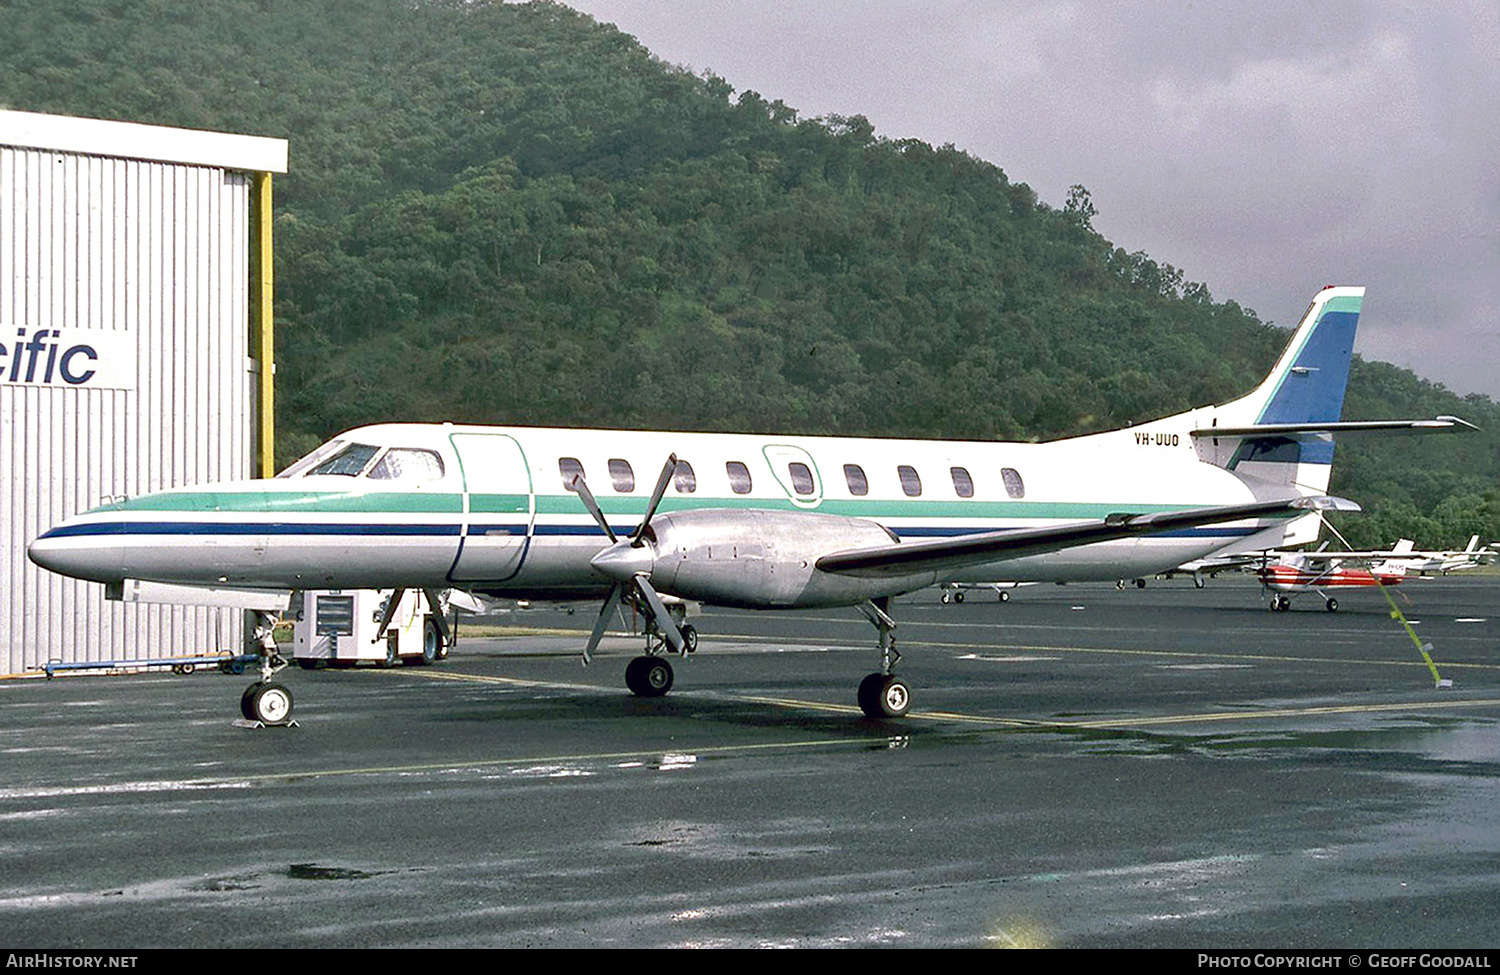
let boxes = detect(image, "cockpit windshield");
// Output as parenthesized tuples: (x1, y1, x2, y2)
(276, 439, 349, 478)
(307, 443, 381, 477)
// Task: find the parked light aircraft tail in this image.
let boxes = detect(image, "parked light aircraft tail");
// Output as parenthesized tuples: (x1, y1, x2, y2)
(28, 286, 1474, 722)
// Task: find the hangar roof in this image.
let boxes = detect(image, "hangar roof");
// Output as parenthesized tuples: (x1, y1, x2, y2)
(0, 109, 287, 174)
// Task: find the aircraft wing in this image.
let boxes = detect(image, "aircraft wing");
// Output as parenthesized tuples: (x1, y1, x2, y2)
(816, 496, 1358, 579)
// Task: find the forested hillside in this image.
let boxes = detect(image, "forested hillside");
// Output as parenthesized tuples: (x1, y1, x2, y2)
(2, 0, 1495, 547)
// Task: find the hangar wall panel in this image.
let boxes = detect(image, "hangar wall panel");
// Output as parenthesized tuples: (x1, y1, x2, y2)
(1, 143, 254, 673)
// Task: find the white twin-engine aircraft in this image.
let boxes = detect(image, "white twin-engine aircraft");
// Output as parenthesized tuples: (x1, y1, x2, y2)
(28, 286, 1474, 722)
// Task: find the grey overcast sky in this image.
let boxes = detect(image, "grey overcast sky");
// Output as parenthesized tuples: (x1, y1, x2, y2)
(563, 0, 1500, 400)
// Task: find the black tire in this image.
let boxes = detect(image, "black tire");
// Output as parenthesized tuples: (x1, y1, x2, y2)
(247, 683, 294, 725)
(857, 673, 911, 719)
(998, 591, 1009, 602)
(954, 591, 965, 603)
(421, 618, 442, 664)
(1325, 597, 1339, 613)
(380, 636, 398, 668)
(679, 624, 698, 654)
(240, 684, 259, 720)
(1135, 578, 1147, 589)
(940, 591, 951, 604)
(625, 655, 673, 698)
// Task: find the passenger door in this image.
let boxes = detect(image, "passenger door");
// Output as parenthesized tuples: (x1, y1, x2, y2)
(448, 433, 534, 583)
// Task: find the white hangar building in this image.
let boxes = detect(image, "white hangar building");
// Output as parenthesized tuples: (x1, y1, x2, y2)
(1, 110, 287, 676)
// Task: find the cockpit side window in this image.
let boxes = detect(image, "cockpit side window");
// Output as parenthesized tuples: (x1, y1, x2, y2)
(307, 443, 380, 477)
(367, 448, 445, 482)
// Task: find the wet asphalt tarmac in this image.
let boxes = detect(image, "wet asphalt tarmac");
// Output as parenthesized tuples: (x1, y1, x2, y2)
(2, 575, 1498, 948)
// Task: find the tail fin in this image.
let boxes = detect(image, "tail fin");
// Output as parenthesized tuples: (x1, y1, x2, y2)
(1186, 286, 1362, 550)
(1193, 286, 1364, 490)
(1222, 285, 1364, 431)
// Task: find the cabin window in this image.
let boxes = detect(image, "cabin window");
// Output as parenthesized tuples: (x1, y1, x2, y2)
(843, 464, 868, 496)
(673, 459, 697, 493)
(368, 448, 445, 482)
(608, 458, 635, 492)
(898, 465, 922, 497)
(1002, 467, 1025, 499)
(309, 443, 380, 477)
(726, 461, 752, 494)
(559, 457, 586, 492)
(788, 462, 815, 496)
(950, 466, 974, 498)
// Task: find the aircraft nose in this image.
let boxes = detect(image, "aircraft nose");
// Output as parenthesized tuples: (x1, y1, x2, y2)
(28, 528, 125, 585)
(589, 540, 656, 582)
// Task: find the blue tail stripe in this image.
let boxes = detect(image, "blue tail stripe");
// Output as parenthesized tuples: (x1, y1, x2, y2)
(1256, 309, 1359, 426)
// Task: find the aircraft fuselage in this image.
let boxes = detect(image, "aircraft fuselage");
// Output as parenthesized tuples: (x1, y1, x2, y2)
(28, 422, 1292, 608)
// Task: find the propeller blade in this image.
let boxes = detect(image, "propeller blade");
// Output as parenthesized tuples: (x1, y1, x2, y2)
(571, 474, 617, 543)
(631, 453, 678, 546)
(634, 576, 685, 655)
(583, 582, 625, 666)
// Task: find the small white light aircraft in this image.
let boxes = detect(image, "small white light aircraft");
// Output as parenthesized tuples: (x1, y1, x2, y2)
(1409, 535, 1497, 575)
(28, 286, 1475, 722)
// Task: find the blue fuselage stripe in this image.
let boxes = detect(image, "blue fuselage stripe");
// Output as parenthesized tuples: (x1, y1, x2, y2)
(43, 520, 1257, 542)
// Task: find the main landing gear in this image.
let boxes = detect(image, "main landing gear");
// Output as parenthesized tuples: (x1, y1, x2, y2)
(1267, 593, 1340, 612)
(856, 597, 910, 719)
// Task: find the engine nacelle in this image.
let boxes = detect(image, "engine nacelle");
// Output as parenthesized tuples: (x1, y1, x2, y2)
(640, 508, 935, 609)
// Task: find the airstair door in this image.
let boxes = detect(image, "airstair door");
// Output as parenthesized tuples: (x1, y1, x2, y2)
(448, 432, 534, 583)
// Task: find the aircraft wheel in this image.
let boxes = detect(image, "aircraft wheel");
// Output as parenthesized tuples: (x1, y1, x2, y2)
(1135, 578, 1147, 589)
(420, 618, 442, 665)
(940, 591, 951, 604)
(857, 673, 911, 719)
(1273, 595, 1292, 612)
(242, 682, 294, 725)
(998, 590, 1009, 603)
(240, 684, 259, 719)
(1325, 597, 1339, 613)
(1194, 576, 1206, 590)
(954, 591, 965, 603)
(625, 655, 673, 698)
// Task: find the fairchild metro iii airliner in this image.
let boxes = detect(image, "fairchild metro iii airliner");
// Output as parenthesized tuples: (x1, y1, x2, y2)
(28, 286, 1474, 722)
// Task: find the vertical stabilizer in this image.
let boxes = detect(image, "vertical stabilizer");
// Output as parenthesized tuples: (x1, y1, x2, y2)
(1185, 286, 1363, 549)
(1222, 285, 1364, 430)
(1199, 286, 1364, 489)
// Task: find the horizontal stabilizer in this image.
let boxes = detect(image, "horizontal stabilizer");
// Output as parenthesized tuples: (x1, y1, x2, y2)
(1192, 416, 1477, 440)
(817, 496, 1359, 578)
